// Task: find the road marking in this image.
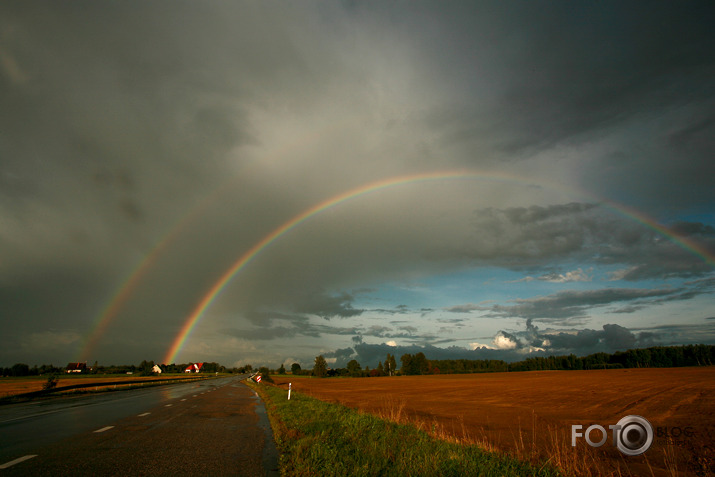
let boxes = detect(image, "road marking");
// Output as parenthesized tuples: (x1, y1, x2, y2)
(94, 426, 114, 433)
(0, 455, 37, 469)
(138, 412, 151, 417)
(180, 398, 186, 401)
(165, 404, 172, 407)
(192, 395, 197, 397)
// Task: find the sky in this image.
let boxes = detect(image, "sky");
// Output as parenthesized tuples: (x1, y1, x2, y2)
(1, 1, 713, 370)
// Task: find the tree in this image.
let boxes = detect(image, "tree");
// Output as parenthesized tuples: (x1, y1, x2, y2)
(414, 352, 430, 374)
(347, 359, 362, 377)
(400, 353, 430, 375)
(139, 360, 155, 376)
(385, 353, 397, 376)
(400, 354, 413, 375)
(313, 355, 327, 378)
(291, 363, 302, 374)
(11, 363, 30, 377)
(278, 364, 286, 375)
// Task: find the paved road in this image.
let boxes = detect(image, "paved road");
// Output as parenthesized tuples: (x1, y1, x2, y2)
(0, 376, 279, 476)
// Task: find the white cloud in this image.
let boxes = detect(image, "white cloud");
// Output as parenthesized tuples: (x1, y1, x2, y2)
(509, 268, 592, 283)
(492, 333, 518, 349)
(470, 331, 518, 350)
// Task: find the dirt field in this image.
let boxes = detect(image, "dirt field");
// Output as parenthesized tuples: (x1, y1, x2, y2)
(0, 375, 198, 398)
(273, 368, 714, 476)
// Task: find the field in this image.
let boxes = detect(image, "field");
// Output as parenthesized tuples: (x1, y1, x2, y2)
(273, 368, 714, 476)
(0, 374, 206, 398)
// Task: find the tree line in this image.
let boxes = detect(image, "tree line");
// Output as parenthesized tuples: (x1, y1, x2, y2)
(404, 345, 715, 375)
(285, 345, 714, 378)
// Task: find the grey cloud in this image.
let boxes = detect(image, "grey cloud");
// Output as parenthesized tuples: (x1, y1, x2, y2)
(294, 291, 364, 320)
(485, 288, 686, 323)
(445, 303, 486, 314)
(224, 326, 311, 341)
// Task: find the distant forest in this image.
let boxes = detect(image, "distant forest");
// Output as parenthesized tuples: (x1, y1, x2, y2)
(406, 344, 715, 375)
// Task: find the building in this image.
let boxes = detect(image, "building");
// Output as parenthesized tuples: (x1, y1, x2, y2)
(66, 362, 87, 373)
(184, 362, 204, 373)
(152, 365, 162, 374)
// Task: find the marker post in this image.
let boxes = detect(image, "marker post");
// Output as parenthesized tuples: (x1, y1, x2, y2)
(288, 383, 292, 400)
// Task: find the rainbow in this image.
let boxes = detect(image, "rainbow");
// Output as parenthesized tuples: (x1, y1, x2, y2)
(162, 170, 714, 363)
(599, 200, 715, 267)
(75, 190, 221, 362)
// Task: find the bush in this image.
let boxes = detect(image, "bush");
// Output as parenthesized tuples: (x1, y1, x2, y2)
(43, 375, 59, 390)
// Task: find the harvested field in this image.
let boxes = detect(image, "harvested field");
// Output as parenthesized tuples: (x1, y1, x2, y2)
(0, 375, 200, 398)
(273, 368, 715, 476)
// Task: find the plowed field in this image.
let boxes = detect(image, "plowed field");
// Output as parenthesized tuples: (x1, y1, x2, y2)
(0, 375, 198, 398)
(273, 368, 714, 476)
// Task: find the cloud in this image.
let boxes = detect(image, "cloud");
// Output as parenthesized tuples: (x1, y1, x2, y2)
(0, 2, 712, 367)
(482, 286, 704, 323)
(445, 303, 486, 313)
(314, 314, 712, 369)
(510, 267, 592, 283)
(470, 330, 519, 351)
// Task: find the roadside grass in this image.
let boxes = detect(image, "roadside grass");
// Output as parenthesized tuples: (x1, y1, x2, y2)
(248, 381, 562, 477)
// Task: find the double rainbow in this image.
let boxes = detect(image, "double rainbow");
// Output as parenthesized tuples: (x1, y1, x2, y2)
(75, 169, 714, 364)
(162, 171, 714, 363)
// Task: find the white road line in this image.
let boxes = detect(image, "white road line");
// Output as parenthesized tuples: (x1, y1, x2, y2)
(138, 412, 151, 417)
(192, 395, 197, 397)
(93, 426, 114, 433)
(0, 455, 37, 469)
(180, 398, 186, 401)
(165, 404, 172, 407)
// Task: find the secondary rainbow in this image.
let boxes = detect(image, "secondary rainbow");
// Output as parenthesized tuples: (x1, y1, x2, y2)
(75, 118, 348, 362)
(163, 171, 715, 363)
(75, 180, 235, 362)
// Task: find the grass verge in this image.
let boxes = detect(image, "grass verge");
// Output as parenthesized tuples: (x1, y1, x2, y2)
(248, 380, 562, 477)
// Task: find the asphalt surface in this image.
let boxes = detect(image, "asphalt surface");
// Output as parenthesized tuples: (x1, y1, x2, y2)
(0, 377, 279, 476)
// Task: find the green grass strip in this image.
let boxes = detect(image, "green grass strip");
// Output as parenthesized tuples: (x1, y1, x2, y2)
(249, 382, 562, 477)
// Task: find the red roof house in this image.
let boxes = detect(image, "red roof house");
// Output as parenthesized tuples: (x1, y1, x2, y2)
(66, 362, 87, 373)
(184, 362, 204, 373)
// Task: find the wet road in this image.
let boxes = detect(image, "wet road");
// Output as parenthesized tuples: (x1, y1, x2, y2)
(0, 376, 278, 476)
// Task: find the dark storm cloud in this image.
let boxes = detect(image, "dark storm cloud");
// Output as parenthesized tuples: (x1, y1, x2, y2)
(0, 2, 712, 367)
(410, 2, 715, 217)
